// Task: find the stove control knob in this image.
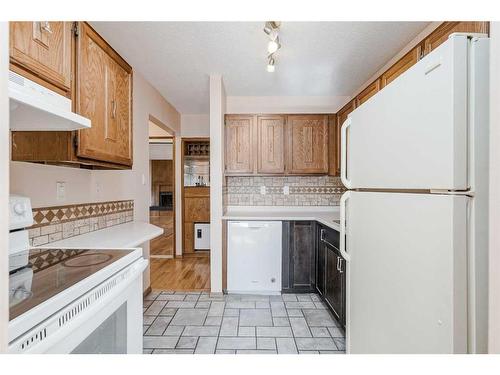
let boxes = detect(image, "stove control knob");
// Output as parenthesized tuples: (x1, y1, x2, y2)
(13, 202, 26, 215)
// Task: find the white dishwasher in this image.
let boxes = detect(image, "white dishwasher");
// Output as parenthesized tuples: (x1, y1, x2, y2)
(227, 221, 282, 294)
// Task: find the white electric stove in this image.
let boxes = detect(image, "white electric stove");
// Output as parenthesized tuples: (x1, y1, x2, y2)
(8, 195, 147, 354)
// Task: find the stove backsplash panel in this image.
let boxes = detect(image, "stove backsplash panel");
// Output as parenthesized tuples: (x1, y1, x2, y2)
(28, 200, 134, 246)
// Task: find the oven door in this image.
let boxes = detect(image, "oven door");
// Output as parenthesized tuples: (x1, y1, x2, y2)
(9, 258, 147, 354)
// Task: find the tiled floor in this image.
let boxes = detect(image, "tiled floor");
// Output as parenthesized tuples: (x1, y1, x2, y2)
(142, 291, 345, 354)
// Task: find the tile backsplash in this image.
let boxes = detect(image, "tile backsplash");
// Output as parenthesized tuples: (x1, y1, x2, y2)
(28, 200, 134, 246)
(225, 176, 346, 206)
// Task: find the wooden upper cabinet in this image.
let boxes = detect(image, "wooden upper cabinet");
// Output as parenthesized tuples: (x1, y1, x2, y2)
(225, 115, 255, 174)
(424, 21, 489, 54)
(257, 115, 285, 174)
(381, 44, 422, 88)
(286, 115, 329, 175)
(355, 79, 381, 107)
(9, 21, 72, 93)
(327, 114, 338, 177)
(76, 23, 133, 166)
(335, 100, 356, 176)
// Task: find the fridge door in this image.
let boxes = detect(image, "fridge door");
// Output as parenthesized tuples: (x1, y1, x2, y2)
(341, 34, 469, 190)
(341, 191, 469, 353)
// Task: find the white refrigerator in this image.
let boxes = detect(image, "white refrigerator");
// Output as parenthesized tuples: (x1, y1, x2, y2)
(340, 34, 489, 354)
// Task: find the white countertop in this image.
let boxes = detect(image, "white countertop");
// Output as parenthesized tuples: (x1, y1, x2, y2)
(222, 206, 340, 231)
(45, 221, 164, 249)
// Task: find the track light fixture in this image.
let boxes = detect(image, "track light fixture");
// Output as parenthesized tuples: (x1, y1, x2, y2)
(263, 21, 281, 72)
(267, 57, 275, 73)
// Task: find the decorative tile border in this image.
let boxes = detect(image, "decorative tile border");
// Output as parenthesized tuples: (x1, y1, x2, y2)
(225, 176, 346, 206)
(31, 200, 133, 227)
(28, 200, 134, 247)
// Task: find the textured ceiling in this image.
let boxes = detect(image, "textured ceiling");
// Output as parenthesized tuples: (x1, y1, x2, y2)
(91, 22, 429, 114)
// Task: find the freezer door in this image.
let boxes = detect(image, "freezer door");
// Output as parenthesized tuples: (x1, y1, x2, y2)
(342, 35, 469, 190)
(342, 191, 468, 353)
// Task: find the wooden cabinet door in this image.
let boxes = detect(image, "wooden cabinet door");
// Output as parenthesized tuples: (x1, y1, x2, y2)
(381, 44, 422, 88)
(257, 115, 285, 174)
(225, 115, 255, 174)
(76, 23, 133, 166)
(184, 197, 210, 222)
(290, 221, 316, 291)
(335, 101, 356, 176)
(316, 236, 326, 296)
(10, 21, 72, 93)
(287, 115, 328, 174)
(355, 79, 381, 107)
(327, 114, 338, 177)
(325, 244, 343, 323)
(424, 21, 489, 55)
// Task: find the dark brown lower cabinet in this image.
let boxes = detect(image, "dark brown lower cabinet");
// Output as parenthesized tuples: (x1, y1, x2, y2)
(317, 224, 346, 328)
(282, 221, 316, 293)
(316, 236, 326, 296)
(324, 243, 346, 326)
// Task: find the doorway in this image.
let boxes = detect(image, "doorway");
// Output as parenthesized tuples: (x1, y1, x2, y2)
(148, 117, 175, 260)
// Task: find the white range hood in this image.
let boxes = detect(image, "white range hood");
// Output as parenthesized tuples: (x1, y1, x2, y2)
(9, 71, 91, 131)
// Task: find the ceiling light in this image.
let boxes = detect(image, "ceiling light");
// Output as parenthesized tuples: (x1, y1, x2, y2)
(267, 38, 280, 54)
(267, 57, 275, 73)
(263, 21, 281, 72)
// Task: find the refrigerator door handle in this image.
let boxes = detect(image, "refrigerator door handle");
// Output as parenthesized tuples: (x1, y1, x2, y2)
(341, 117, 352, 188)
(340, 191, 351, 261)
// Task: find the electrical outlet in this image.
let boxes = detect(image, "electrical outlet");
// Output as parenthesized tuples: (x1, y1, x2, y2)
(260, 186, 266, 195)
(56, 182, 66, 201)
(283, 185, 290, 195)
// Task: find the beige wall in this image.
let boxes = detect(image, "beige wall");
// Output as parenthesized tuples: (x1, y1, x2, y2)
(209, 75, 226, 293)
(181, 114, 210, 137)
(9, 71, 181, 292)
(0, 22, 9, 353)
(489, 22, 500, 354)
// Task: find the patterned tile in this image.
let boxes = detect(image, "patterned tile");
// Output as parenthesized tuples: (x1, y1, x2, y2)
(28, 200, 134, 246)
(225, 176, 346, 206)
(142, 292, 345, 355)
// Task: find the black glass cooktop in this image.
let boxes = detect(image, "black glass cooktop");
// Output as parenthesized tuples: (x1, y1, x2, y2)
(9, 248, 133, 320)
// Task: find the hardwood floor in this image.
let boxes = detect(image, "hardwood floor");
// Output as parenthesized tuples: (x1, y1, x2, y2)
(150, 256, 210, 291)
(150, 210, 174, 257)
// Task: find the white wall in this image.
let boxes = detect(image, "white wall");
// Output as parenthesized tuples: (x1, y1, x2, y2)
(181, 114, 210, 137)
(226, 96, 349, 114)
(489, 22, 500, 354)
(10, 71, 181, 292)
(0, 22, 9, 353)
(209, 75, 225, 293)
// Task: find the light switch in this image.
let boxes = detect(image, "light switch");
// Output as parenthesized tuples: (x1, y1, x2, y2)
(283, 186, 290, 195)
(260, 186, 266, 195)
(56, 182, 66, 201)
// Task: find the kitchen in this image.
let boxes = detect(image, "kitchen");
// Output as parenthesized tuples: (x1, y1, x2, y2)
(1, 8, 500, 365)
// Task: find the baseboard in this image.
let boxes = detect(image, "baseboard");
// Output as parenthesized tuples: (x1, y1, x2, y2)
(143, 286, 152, 297)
